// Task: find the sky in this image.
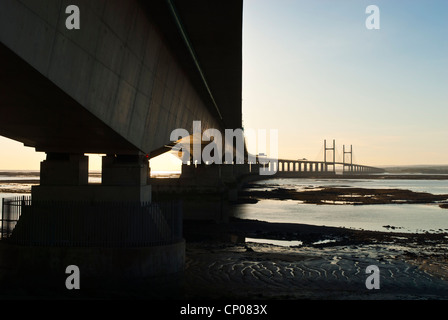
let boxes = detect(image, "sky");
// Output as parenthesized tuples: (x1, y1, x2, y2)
(242, 0, 448, 166)
(0, 0, 447, 171)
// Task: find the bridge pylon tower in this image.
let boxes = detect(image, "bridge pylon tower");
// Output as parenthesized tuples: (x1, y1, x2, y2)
(324, 139, 336, 173)
(343, 144, 353, 173)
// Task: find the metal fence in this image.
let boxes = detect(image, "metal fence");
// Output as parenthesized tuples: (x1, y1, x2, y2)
(0, 196, 182, 247)
(1, 196, 30, 240)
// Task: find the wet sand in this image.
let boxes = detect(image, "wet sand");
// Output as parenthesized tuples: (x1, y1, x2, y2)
(183, 219, 448, 300)
(2, 174, 448, 300)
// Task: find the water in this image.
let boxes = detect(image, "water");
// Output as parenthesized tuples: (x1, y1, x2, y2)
(2, 173, 448, 234)
(245, 237, 303, 247)
(231, 178, 448, 234)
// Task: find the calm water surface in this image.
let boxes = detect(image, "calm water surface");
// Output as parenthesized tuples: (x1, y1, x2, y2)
(231, 178, 448, 233)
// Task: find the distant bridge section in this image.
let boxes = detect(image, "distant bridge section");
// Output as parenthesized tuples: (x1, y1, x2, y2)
(273, 159, 385, 176)
(253, 140, 385, 177)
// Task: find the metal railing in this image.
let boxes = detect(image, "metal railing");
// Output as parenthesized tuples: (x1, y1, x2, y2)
(1, 196, 30, 240)
(1, 196, 182, 247)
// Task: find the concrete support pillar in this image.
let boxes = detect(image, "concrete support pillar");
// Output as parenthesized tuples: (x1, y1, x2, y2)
(33, 153, 152, 203)
(181, 163, 195, 178)
(234, 163, 250, 176)
(251, 162, 261, 175)
(40, 153, 88, 186)
(102, 154, 149, 186)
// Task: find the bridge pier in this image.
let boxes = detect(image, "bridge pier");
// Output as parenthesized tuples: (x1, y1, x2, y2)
(39, 153, 89, 186)
(32, 153, 152, 203)
(1, 152, 188, 296)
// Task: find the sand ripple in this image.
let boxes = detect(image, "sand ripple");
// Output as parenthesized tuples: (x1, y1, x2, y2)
(183, 242, 448, 300)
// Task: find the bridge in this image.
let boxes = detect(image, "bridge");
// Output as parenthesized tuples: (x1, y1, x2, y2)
(0, 0, 242, 294)
(175, 138, 384, 187)
(0, 0, 383, 295)
(273, 159, 384, 176)
(0, 0, 242, 203)
(265, 139, 385, 176)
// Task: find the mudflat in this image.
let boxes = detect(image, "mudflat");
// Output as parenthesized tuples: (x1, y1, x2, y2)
(183, 219, 448, 300)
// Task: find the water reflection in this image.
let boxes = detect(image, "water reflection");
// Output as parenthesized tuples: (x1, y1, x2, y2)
(232, 178, 448, 234)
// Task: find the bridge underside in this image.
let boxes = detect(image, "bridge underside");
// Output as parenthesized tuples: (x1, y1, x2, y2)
(0, 42, 136, 155)
(0, 0, 243, 290)
(0, 0, 243, 203)
(0, 0, 242, 157)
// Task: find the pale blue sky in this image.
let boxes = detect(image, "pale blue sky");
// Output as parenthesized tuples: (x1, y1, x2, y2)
(0, 0, 447, 170)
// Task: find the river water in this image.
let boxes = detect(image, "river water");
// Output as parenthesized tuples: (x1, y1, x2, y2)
(1, 172, 448, 234)
(230, 177, 448, 234)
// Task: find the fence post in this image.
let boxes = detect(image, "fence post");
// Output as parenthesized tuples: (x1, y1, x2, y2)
(1, 198, 4, 240)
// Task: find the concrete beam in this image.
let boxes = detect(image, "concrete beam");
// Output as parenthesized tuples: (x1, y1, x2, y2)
(0, 0, 242, 156)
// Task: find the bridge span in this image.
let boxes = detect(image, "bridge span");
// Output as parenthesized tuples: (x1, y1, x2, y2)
(274, 159, 385, 176)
